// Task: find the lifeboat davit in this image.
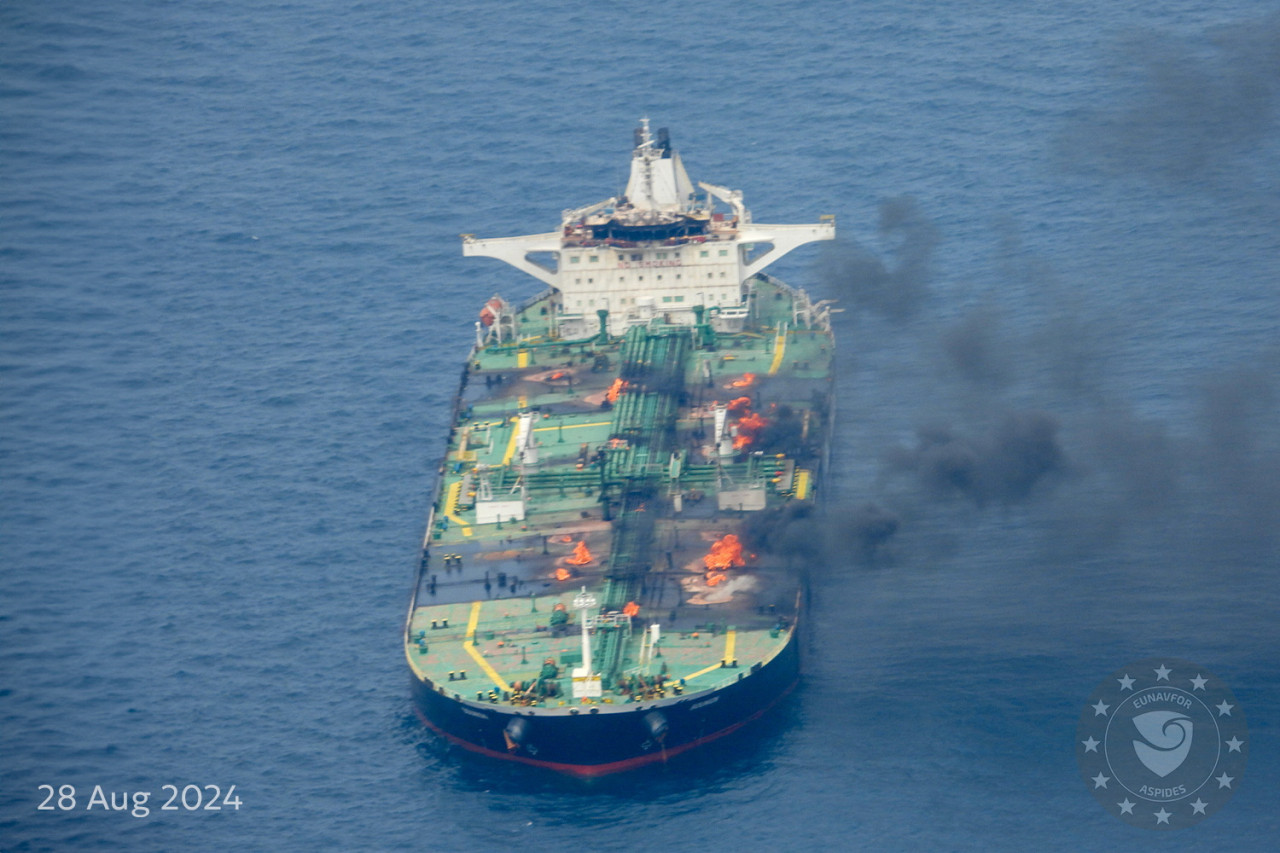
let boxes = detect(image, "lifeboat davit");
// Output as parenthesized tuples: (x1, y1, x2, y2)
(479, 296, 506, 327)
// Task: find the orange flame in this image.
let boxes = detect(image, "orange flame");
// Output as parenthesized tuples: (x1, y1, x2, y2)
(732, 411, 769, 450)
(727, 396, 753, 414)
(566, 540, 593, 566)
(729, 372, 757, 388)
(555, 567, 572, 581)
(623, 601, 639, 617)
(549, 371, 567, 380)
(559, 535, 574, 543)
(704, 534, 746, 571)
(706, 572, 727, 587)
(606, 377, 628, 403)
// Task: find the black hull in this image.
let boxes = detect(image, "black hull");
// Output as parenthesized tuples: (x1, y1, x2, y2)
(411, 624, 801, 776)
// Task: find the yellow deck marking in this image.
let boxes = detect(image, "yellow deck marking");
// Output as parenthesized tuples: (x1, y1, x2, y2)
(722, 629, 736, 666)
(465, 601, 511, 691)
(767, 330, 787, 375)
(686, 630, 740, 681)
(442, 480, 473, 536)
(684, 661, 725, 682)
(794, 469, 811, 500)
(500, 418, 520, 466)
(516, 350, 529, 368)
(532, 421, 611, 433)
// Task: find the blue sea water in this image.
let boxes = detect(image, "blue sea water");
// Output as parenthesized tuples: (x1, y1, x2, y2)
(2, 1, 1277, 849)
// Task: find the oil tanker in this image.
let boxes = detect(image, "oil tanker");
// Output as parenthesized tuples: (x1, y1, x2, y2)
(405, 121, 835, 775)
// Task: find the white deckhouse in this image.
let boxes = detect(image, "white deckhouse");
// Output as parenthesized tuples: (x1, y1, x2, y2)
(462, 120, 835, 341)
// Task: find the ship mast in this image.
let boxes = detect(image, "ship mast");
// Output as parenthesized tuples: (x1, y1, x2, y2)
(571, 587, 601, 700)
(637, 117, 655, 208)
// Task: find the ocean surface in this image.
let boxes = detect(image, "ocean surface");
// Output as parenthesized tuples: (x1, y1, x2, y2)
(3, 1, 1277, 849)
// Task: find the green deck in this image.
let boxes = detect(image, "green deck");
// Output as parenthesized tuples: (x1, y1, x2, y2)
(407, 593, 790, 704)
(407, 275, 831, 709)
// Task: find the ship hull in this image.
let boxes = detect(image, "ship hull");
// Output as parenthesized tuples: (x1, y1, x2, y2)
(408, 125, 835, 776)
(410, 622, 800, 776)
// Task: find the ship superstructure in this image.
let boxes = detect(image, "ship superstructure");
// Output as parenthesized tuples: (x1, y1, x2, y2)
(406, 123, 835, 775)
(462, 119, 834, 339)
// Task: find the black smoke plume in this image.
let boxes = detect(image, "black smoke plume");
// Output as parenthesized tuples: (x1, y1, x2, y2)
(887, 412, 1063, 508)
(818, 196, 938, 322)
(1057, 12, 1280, 183)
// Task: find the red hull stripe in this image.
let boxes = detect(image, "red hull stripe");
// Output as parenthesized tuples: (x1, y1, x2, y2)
(415, 677, 800, 777)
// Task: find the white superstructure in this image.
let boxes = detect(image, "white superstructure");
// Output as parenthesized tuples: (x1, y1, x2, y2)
(462, 120, 835, 339)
